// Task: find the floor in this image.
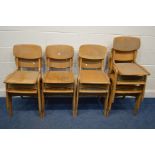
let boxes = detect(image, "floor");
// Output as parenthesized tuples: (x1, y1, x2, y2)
(0, 97, 155, 129)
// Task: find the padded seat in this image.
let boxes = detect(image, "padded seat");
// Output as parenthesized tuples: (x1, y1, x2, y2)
(79, 70, 109, 84)
(43, 71, 74, 84)
(4, 71, 39, 84)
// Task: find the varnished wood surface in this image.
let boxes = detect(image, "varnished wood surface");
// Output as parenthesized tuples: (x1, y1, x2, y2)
(4, 71, 40, 84)
(113, 36, 140, 51)
(13, 44, 42, 59)
(79, 70, 110, 84)
(46, 45, 74, 59)
(79, 44, 107, 60)
(43, 71, 74, 84)
(115, 63, 150, 76)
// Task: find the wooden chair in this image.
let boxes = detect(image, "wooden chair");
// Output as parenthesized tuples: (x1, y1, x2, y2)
(75, 44, 110, 116)
(107, 36, 150, 116)
(41, 45, 76, 117)
(4, 44, 42, 117)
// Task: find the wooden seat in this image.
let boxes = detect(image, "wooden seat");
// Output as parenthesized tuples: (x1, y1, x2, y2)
(4, 44, 42, 117)
(42, 45, 76, 117)
(107, 36, 150, 116)
(115, 63, 149, 76)
(75, 44, 110, 116)
(43, 71, 74, 84)
(79, 70, 109, 84)
(4, 71, 39, 84)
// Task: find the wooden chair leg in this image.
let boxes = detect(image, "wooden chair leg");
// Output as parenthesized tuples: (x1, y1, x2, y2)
(72, 82, 76, 117)
(41, 82, 45, 117)
(75, 81, 79, 117)
(104, 92, 109, 117)
(106, 88, 115, 116)
(134, 94, 143, 115)
(37, 83, 42, 118)
(6, 93, 13, 117)
(6, 92, 10, 113)
(41, 91, 45, 118)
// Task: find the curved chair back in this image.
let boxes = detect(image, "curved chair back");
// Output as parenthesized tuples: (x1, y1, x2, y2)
(46, 45, 74, 71)
(112, 36, 140, 62)
(13, 44, 42, 71)
(79, 44, 107, 71)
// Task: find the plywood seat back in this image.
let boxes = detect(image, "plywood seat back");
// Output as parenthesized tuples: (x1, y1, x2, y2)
(79, 44, 107, 70)
(78, 44, 109, 89)
(112, 36, 140, 63)
(13, 44, 42, 71)
(46, 45, 74, 70)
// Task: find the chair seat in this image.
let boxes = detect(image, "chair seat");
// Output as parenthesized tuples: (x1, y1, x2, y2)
(43, 71, 74, 84)
(4, 71, 39, 84)
(115, 63, 149, 76)
(79, 70, 110, 84)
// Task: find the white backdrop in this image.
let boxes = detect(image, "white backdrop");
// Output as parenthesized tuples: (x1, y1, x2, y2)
(0, 26, 154, 97)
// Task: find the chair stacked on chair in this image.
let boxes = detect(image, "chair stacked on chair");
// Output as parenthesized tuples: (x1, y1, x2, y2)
(3, 36, 150, 118)
(75, 44, 110, 116)
(107, 36, 150, 116)
(4, 44, 42, 117)
(41, 45, 76, 117)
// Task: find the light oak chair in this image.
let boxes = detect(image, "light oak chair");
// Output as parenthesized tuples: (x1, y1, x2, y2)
(4, 44, 42, 117)
(75, 44, 110, 116)
(107, 36, 150, 116)
(41, 45, 76, 117)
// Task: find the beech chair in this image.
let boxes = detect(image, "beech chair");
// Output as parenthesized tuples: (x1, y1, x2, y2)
(75, 44, 110, 116)
(41, 45, 76, 117)
(4, 44, 42, 117)
(107, 36, 150, 116)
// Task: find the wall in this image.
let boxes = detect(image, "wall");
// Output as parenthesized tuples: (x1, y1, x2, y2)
(0, 26, 155, 97)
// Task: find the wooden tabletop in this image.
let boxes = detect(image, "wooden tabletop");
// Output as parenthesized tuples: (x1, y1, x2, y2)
(4, 71, 39, 84)
(115, 63, 149, 76)
(79, 70, 110, 84)
(43, 71, 74, 84)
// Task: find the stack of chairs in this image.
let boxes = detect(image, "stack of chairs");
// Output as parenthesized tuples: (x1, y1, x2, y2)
(3, 37, 150, 118)
(4, 44, 42, 117)
(107, 36, 150, 116)
(75, 44, 110, 116)
(41, 45, 76, 117)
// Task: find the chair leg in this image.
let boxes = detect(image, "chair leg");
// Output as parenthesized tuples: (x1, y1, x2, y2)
(104, 92, 109, 117)
(41, 90, 45, 118)
(37, 83, 42, 118)
(6, 92, 13, 117)
(6, 92, 9, 113)
(106, 88, 115, 116)
(72, 82, 76, 117)
(134, 94, 143, 115)
(75, 81, 79, 117)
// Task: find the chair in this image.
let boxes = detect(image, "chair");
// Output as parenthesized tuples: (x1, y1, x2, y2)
(4, 44, 42, 117)
(41, 45, 76, 117)
(107, 36, 150, 116)
(75, 44, 110, 116)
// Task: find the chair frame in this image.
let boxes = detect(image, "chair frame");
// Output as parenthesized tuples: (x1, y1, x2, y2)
(107, 36, 150, 116)
(4, 44, 42, 117)
(75, 44, 110, 116)
(41, 45, 76, 117)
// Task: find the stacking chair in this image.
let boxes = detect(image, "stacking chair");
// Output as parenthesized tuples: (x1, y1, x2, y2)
(75, 44, 110, 116)
(41, 45, 76, 116)
(4, 44, 42, 117)
(107, 36, 150, 116)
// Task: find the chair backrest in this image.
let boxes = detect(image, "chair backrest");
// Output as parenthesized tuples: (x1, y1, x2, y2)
(112, 36, 140, 63)
(46, 45, 74, 71)
(13, 44, 42, 71)
(79, 44, 107, 71)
